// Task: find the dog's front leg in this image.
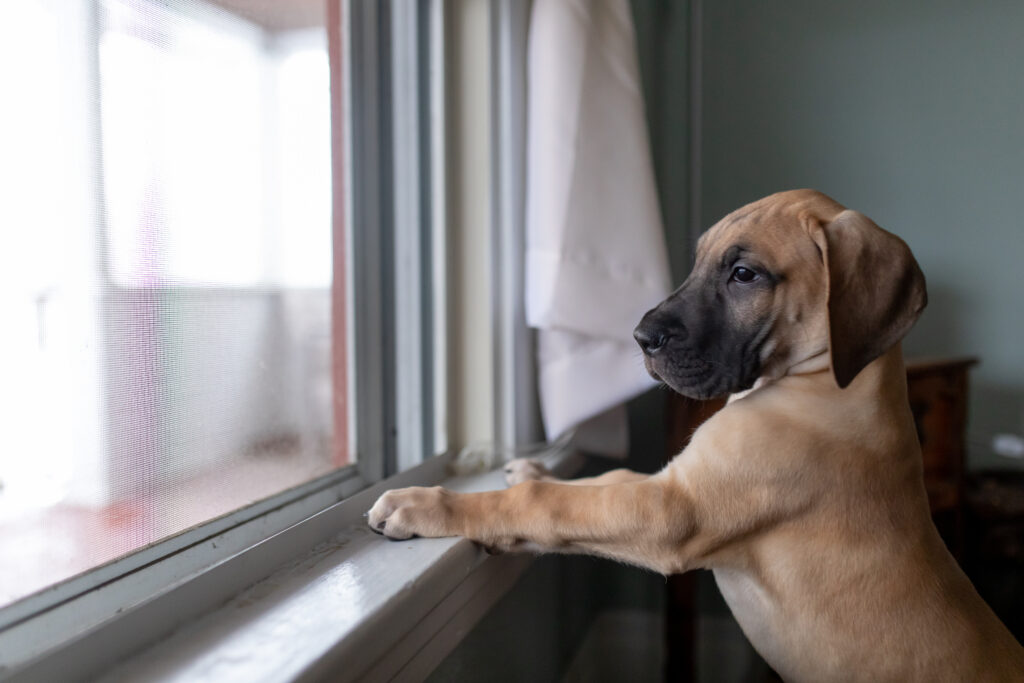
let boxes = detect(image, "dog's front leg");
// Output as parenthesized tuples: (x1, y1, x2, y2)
(503, 458, 650, 486)
(366, 477, 693, 574)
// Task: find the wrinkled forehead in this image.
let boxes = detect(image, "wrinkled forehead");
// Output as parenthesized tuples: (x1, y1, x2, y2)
(695, 191, 845, 267)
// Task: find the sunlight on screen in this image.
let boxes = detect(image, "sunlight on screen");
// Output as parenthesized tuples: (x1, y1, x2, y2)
(0, 0, 338, 608)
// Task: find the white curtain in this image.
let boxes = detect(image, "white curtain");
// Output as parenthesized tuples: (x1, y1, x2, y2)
(525, 0, 671, 455)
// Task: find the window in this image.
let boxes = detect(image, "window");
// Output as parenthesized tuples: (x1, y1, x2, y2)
(0, 0, 342, 610)
(0, 0, 447, 661)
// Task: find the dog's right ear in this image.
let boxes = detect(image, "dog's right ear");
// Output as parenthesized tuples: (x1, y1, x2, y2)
(810, 210, 927, 389)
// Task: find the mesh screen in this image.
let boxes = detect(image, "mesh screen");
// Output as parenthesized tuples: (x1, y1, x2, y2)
(0, 0, 340, 608)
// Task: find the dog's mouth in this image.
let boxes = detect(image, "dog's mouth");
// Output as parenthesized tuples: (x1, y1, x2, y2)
(644, 350, 713, 398)
(634, 286, 768, 400)
(642, 357, 663, 384)
(642, 343, 760, 400)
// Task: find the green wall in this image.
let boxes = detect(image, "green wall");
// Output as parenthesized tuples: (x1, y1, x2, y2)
(696, 0, 1024, 467)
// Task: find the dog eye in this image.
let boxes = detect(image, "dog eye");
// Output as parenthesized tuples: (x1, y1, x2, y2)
(731, 266, 759, 283)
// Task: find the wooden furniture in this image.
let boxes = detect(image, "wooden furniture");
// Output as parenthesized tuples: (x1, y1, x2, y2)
(906, 357, 978, 555)
(662, 356, 978, 679)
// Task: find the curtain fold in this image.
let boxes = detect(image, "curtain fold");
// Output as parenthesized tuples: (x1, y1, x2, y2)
(525, 0, 671, 454)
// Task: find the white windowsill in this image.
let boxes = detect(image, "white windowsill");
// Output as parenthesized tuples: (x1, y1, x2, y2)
(48, 450, 582, 683)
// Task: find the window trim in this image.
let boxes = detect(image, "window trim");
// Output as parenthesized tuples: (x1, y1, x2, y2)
(347, 0, 447, 483)
(329, 0, 351, 470)
(490, 0, 539, 449)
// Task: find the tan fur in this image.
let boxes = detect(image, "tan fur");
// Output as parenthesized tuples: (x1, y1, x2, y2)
(368, 190, 1024, 681)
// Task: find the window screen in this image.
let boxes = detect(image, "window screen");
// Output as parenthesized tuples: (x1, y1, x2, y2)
(0, 0, 343, 609)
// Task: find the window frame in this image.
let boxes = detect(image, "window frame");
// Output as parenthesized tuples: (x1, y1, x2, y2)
(0, 0, 548, 678)
(0, 0, 451, 675)
(348, 0, 447, 483)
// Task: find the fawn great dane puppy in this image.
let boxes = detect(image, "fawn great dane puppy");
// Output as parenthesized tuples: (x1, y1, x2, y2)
(368, 190, 1024, 680)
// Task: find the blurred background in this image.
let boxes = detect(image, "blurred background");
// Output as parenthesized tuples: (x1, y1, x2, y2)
(436, 1, 1024, 681)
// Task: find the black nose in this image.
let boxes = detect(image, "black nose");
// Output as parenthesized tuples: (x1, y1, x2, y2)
(633, 325, 667, 355)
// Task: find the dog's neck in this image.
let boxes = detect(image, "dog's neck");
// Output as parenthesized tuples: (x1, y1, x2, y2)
(783, 346, 831, 377)
(730, 347, 831, 403)
(735, 344, 908, 404)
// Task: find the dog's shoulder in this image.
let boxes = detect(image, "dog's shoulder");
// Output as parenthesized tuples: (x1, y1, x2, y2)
(686, 386, 812, 460)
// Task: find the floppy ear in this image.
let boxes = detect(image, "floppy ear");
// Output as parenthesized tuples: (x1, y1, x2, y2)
(810, 210, 928, 389)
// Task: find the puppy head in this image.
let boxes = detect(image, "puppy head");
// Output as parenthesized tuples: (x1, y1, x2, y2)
(634, 189, 927, 398)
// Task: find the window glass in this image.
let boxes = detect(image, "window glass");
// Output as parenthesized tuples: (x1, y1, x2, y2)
(0, 0, 343, 609)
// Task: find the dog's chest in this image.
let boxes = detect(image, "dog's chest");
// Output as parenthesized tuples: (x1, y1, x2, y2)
(712, 569, 790, 670)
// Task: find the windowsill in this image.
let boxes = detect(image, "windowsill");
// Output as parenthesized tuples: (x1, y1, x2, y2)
(67, 450, 583, 683)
